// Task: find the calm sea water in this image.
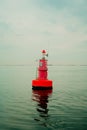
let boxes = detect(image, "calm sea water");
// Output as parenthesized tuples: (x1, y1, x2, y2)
(0, 65, 87, 130)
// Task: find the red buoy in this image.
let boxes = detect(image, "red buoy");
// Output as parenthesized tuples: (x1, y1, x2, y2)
(32, 50, 53, 90)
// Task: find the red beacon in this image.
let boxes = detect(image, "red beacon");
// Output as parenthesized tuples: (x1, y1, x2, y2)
(32, 50, 53, 90)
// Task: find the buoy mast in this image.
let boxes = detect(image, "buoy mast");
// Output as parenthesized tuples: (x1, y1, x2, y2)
(37, 50, 48, 80)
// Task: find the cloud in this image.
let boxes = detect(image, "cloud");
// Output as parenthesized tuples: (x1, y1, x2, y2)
(0, 0, 87, 64)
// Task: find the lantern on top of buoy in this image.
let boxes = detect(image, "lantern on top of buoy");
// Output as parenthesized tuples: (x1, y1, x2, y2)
(32, 50, 53, 90)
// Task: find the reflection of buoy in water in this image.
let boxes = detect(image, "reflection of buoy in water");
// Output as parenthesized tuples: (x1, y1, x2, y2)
(32, 90, 52, 117)
(32, 89, 52, 101)
(32, 50, 53, 90)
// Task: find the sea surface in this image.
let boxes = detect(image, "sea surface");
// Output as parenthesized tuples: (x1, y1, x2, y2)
(0, 65, 87, 130)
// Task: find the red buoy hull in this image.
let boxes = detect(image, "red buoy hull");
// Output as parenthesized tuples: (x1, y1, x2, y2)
(32, 79, 53, 90)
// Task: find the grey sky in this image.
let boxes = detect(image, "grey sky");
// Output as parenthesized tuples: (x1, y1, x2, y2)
(0, 0, 87, 65)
